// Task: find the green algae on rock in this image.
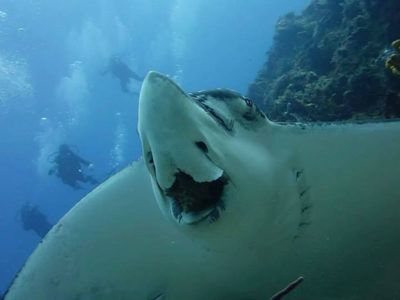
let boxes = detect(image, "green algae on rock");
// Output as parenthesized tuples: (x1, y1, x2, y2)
(248, 0, 400, 122)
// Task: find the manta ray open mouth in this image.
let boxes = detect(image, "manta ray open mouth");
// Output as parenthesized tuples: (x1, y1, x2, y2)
(165, 170, 228, 224)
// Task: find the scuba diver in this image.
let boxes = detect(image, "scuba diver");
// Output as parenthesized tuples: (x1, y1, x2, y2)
(20, 203, 52, 239)
(48, 144, 98, 190)
(102, 56, 144, 94)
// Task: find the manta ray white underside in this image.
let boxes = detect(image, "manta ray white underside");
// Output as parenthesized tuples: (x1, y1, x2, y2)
(4, 72, 400, 300)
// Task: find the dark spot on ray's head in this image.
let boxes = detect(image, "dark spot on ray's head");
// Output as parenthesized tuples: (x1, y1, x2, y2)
(195, 141, 208, 153)
(147, 152, 154, 164)
(147, 151, 156, 174)
(166, 171, 227, 213)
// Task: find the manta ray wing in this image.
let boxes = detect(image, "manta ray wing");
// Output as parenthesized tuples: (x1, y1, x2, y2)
(4, 72, 400, 300)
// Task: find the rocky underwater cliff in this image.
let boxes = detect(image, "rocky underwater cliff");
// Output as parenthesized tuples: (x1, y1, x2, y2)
(248, 0, 400, 122)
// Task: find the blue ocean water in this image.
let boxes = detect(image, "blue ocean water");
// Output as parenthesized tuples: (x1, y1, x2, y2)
(0, 0, 309, 295)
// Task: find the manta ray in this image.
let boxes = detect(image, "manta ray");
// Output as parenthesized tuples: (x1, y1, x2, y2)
(4, 72, 400, 300)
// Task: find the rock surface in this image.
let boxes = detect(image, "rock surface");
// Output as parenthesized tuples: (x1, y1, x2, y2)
(248, 0, 400, 122)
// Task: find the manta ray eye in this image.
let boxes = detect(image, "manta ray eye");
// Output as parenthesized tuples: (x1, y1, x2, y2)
(244, 98, 253, 107)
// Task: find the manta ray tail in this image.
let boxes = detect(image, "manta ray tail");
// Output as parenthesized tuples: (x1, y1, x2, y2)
(270, 276, 304, 300)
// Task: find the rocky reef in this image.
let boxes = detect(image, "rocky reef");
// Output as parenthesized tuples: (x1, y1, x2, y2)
(248, 0, 400, 122)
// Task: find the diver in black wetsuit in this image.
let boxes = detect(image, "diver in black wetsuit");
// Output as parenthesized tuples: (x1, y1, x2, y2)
(102, 56, 144, 93)
(20, 203, 52, 239)
(48, 144, 98, 190)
